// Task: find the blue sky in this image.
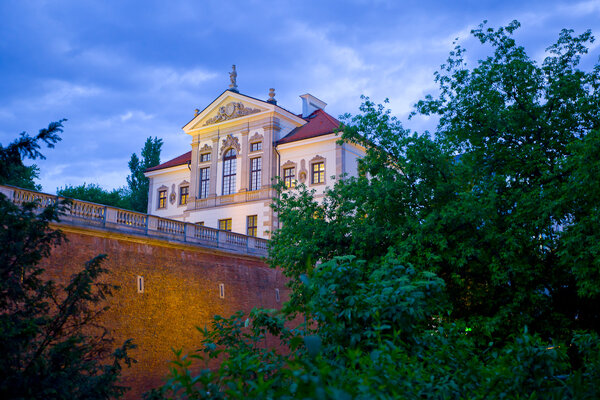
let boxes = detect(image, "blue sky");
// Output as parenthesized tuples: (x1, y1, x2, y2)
(1, 0, 598, 193)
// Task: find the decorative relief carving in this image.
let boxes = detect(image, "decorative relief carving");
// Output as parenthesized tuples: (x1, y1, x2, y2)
(220, 134, 241, 156)
(249, 132, 263, 143)
(298, 159, 308, 184)
(203, 102, 261, 126)
(282, 160, 297, 169)
(200, 143, 212, 153)
(310, 155, 326, 163)
(169, 184, 177, 205)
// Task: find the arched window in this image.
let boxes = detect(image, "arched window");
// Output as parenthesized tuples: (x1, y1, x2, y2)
(222, 148, 237, 195)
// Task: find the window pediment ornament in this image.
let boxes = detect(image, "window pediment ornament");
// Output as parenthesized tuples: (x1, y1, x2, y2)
(249, 132, 263, 143)
(199, 144, 212, 153)
(203, 102, 261, 126)
(282, 160, 296, 169)
(220, 134, 241, 156)
(310, 155, 326, 163)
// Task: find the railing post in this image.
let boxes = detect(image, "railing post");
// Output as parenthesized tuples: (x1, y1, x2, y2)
(103, 206, 108, 227)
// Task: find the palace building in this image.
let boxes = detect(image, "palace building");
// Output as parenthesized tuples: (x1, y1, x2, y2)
(144, 67, 365, 238)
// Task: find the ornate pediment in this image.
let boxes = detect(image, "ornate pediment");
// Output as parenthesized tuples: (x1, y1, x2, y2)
(249, 132, 264, 143)
(200, 143, 212, 153)
(203, 102, 261, 126)
(220, 134, 241, 156)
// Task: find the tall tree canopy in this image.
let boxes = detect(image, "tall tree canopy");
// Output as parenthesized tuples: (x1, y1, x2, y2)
(151, 22, 600, 399)
(0, 122, 135, 399)
(127, 137, 162, 213)
(0, 120, 64, 190)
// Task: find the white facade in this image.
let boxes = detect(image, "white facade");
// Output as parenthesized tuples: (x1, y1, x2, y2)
(144, 89, 365, 238)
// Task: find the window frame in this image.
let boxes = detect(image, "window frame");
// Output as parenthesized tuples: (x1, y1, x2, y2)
(311, 161, 325, 185)
(247, 215, 258, 237)
(199, 167, 210, 199)
(283, 167, 296, 188)
(199, 152, 211, 163)
(222, 148, 237, 195)
(250, 142, 262, 152)
(158, 189, 167, 209)
(249, 157, 262, 191)
(179, 186, 189, 205)
(219, 218, 232, 231)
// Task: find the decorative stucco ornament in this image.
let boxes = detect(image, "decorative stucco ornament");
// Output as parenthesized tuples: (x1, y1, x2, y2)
(203, 102, 261, 126)
(220, 134, 242, 156)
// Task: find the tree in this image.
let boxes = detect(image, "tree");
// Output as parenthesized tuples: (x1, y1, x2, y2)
(0, 122, 135, 399)
(0, 120, 65, 190)
(149, 22, 600, 398)
(57, 183, 132, 210)
(127, 137, 163, 213)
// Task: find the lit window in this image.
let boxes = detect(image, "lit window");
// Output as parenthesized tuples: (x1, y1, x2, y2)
(222, 148, 237, 195)
(179, 186, 189, 205)
(250, 142, 262, 152)
(219, 283, 225, 299)
(247, 215, 257, 237)
(200, 153, 211, 163)
(158, 190, 167, 209)
(283, 167, 296, 188)
(199, 167, 210, 199)
(311, 162, 325, 184)
(196, 221, 204, 226)
(219, 218, 232, 231)
(137, 275, 144, 293)
(249, 157, 261, 191)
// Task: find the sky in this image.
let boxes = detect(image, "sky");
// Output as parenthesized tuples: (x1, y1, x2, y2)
(0, 0, 598, 193)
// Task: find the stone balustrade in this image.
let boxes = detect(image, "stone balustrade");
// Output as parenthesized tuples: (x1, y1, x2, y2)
(0, 184, 269, 257)
(191, 187, 274, 210)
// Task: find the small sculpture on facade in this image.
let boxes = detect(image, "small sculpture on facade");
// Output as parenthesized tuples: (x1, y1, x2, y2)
(229, 65, 238, 92)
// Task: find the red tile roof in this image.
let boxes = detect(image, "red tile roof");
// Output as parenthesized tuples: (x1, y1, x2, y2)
(145, 151, 191, 172)
(146, 109, 340, 173)
(276, 109, 341, 145)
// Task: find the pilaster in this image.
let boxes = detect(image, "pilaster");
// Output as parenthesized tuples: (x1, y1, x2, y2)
(262, 120, 281, 189)
(209, 137, 219, 197)
(240, 128, 250, 191)
(187, 136, 200, 210)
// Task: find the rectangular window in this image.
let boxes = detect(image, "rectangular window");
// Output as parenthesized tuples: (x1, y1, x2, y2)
(311, 162, 325, 184)
(137, 275, 144, 293)
(247, 215, 258, 237)
(250, 142, 262, 152)
(283, 167, 296, 188)
(199, 167, 210, 199)
(196, 221, 204, 226)
(219, 218, 232, 231)
(275, 288, 280, 302)
(222, 149, 237, 195)
(179, 186, 189, 205)
(249, 157, 262, 191)
(219, 283, 225, 299)
(158, 190, 167, 209)
(200, 153, 211, 162)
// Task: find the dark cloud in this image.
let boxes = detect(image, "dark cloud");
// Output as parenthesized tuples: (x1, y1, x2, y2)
(0, 0, 598, 192)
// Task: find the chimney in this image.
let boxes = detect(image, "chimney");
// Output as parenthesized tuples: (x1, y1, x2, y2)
(300, 94, 327, 118)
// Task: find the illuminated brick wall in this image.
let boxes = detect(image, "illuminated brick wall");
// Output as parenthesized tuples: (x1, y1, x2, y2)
(40, 227, 287, 398)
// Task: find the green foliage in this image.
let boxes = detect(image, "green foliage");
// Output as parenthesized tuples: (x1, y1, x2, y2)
(57, 183, 132, 209)
(152, 22, 600, 398)
(0, 123, 135, 399)
(127, 137, 163, 213)
(0, 120, 64, 190)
